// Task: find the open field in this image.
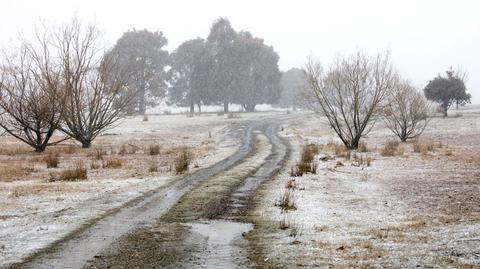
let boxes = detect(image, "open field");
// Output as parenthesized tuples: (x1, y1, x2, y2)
(1, 106, 479, 268)
(248, 105, 480, 268)
(0, 112, 279, 266)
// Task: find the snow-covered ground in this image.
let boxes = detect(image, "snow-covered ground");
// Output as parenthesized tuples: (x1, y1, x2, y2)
(0, 112, 281, 267)
(146, 101, 289, 114)
(249, 106, 480, 268)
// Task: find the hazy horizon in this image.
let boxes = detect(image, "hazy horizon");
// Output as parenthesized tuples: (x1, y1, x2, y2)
(1, 0, 479, 103)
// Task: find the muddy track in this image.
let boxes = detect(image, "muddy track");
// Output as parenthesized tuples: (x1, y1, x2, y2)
(10, 116, 290, 269)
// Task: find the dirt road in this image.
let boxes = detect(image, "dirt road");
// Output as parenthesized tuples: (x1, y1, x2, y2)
(11, 116, 290, 269)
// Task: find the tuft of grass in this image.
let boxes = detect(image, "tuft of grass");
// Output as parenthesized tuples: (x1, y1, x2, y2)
(119, 144, 138, 155)
(44, 152, 59, 168)
(358, 142, 369, 153)
(413, 140, 441, 155)
(276, 189, 297, 212)
(88, 147, 106, 160)
(148, 159, 158, 172)
(148, 144, 161, 156)
(50, 162, 87, 182)
(174, 147, 191, 174)
(103, 158, 123, 169)
(353, 153, 373, 167)
(381, 140, 401, 157)
(290, 144, 318, 177)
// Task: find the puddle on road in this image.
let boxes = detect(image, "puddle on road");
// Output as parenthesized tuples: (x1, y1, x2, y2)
(187, 220, 253, 268)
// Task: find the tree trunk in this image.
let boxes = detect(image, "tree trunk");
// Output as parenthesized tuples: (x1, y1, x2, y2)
(190, 101, 195, 114)
(197, 103, 201, 114)
(138, 84, 146, 115)
(244, 104, 256, 112)
(223, 102, 229, 113)
(82, 140, 91, 148)
(34, 144, 46, 153)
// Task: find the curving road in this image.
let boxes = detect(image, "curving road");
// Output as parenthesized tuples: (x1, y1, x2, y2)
(12, 116, 290, 269)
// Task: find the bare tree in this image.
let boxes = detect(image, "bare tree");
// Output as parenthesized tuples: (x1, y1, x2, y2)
(305, 51, 397, 149)
(0, 38, 66, 152)
(58, 20, 136, 148)
(383, 80, 432, 142)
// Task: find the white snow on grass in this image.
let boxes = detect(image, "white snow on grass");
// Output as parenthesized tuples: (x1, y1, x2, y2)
(251, 108, 480, 268)
(0, 112, 270, 266)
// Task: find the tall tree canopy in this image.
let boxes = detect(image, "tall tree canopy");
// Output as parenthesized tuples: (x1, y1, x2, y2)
(206, 18, 237, 112)
(423, 68, 470, 116)
(107, 29, 169, 114)
(232, 31, 281, 112)
(169, 38, 210, 113)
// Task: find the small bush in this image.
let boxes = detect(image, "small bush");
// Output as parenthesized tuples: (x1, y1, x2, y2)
(276, 189, 297, 212)
(290, 144, 318, 177)
(148, 159, 158, 172)
(50, 162, 87, 182)
(174, 147, 191, 174)
(103, 158, 122, 169)
(186, 113, 194, 118)
(217, 112, 224, 116)
(142, 114, 149, 122)
(163, 110, 172, 115)
(45, 153, 59, 168)
(381, 140, 400, 157)
(353, 154, 373, 167)
(119, 144, 138, 155)
(148, 144, 161, 156)
(358, 142, 369, 152)
(90, 161, 100, 170)
(88, 147, 106, 160)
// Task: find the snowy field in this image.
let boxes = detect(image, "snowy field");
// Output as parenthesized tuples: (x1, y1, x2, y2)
(0, 111, 282, 266)
(249, 105, 480, 268)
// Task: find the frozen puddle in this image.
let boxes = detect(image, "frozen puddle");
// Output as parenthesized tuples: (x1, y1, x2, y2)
(188, 220, 253, 268)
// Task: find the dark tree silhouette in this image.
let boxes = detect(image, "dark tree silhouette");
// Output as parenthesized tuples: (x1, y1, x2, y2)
(423, 68, 470, 117)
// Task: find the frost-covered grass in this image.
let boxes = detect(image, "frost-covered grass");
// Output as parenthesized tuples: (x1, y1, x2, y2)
(249, 106, 480, 268)
(0, 112, 278, 266)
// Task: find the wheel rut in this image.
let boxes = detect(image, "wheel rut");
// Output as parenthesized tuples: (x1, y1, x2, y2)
(12, 117, 290, 269)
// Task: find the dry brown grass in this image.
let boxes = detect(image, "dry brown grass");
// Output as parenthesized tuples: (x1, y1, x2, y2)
(0, 163, 31, 182)
(275, 189, 297, 212)
(291, 144, 319, 176)
(381, 140, 404, 156)
(148, 144, 161, 156)
(148, 159, 159, 172)
(103, 157, 123, 169)
(118, 143, 139, 155)
(44, 152, 59, 168)
(88, 147, 107, 160)
(412, 140, 442, 155)
(174, 147, 191, 174)
(50, 162, 87, 182)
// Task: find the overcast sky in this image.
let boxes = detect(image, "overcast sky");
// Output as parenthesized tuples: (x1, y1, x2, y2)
(1, 0, 479, 103)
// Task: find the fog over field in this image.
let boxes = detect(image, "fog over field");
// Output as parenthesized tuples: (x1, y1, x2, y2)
(1, 0, 479, 103)
(0, 1, 479, 268)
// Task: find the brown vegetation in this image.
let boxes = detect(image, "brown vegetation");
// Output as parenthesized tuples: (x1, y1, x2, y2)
(174, 147, 191, 174)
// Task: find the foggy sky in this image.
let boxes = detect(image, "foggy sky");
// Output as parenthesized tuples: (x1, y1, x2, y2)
(1, 0, 479, 103)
